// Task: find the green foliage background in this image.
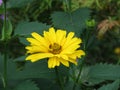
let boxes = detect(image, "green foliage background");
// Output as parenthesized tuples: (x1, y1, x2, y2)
(0, 0, 120, 90)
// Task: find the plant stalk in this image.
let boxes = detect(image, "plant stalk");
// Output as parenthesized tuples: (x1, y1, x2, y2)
(65, 0, 71, 12)
(73, 39, 86, 90)
(55, 67, 64, 90)
(3, 0, 8, 89)
(3, 43, 8, 90)
(72, 59, 84, 90)
(117, 56, 120, 65)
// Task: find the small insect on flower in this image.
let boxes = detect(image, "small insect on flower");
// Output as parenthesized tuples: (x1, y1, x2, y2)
(25, 27, 85, 68)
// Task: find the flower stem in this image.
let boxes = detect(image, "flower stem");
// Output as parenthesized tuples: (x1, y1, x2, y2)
(3, 43, 8, 90)
(72, 58, 84, 90)
(55, 67, 64, 90)
(65, 0, 71, 12)
(73, 39, 86, 90)
(3, 0, 8, 89)
(95, 0, 102, 9)
(3, 0, 7, 30)
(117, 56, 120, 65)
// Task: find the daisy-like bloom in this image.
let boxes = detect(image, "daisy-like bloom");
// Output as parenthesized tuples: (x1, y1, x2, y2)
(25, 27, 85, 68)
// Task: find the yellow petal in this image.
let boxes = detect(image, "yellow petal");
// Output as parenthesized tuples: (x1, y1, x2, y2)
(26, 53, 54, 62)
(48, 58, 53, 68)
(26, 38, 40, 46)
(49, 27, 56, 42)
(60, 54, 69, 60)
(31, 32, 49, 47)
(31, 32, 43, 41)
(67, 59, 77, 65)
(75, 50, 85, 58)
(54, 54, 68, 60)
(61, 45, 80, 54)
(58, 58, 69, 67)
(25, 45, 48, 53)
(56, 30, 66, 45)
(56, 59, 60, 66)
(62, 37, 82, 50)
(67, 32, 74, 39)
(62, 32, 74, 47)
(68, 50, 85, 59)
(48, 57, 60, 68)
(44, 27, 56, 44)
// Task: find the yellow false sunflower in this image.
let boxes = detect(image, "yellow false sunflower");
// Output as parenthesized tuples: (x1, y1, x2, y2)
(25, 27, 85, 68)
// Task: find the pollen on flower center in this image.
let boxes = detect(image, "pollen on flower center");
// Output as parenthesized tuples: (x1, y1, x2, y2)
(49, 43, 62, 54)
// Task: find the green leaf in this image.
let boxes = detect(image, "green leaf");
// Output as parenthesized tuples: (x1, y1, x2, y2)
(13, 80, 39, 90)
(80, 63, 120, 86)
(0, 7, 4, 14)
(51, 8, 90, 37)
(15, 21, 50, 35)
(7, 0, 34, 8)
(85, 63, 120, 83)
(0, 55, 55, 80)
(13, 56, 26, 62)
(0, 55, 68, 80)
(64, 81, 81, 90)
(1, 19, 13, 41)
(14, 21, 50, 45)
(80, 66, 105, 86)
(9, 61, 56, 79)
(98, 80, 120, 90)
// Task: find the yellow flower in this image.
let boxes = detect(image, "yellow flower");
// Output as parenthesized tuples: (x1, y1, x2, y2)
(114, 47, 120, 56)
(25, 27, 85, 68)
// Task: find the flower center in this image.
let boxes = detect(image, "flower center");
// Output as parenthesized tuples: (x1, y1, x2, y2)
(49, 43, 62, 54)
